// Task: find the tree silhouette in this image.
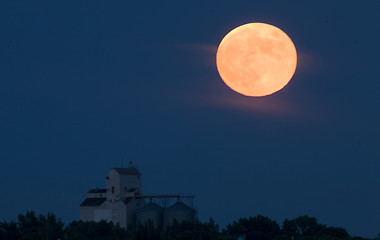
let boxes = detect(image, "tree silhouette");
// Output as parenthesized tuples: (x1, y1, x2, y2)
(14, 211, 64, 240)
(0, 211, 376, 240)
(224, 215, 280, 240)
(163, 218, 220, 240)
(64, 220, 131, 240)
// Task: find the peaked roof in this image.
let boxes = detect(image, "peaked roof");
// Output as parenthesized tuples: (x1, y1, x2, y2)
(122, 197, 145, 206)
(80, 198, 106, 206)
(167, 202, 195, 212)
(112, 167, 142, 176)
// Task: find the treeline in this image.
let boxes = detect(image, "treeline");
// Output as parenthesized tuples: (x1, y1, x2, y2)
(0, 211, 376, 240)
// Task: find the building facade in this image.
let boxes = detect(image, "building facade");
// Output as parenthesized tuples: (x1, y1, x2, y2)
(80, 167, 146, 228)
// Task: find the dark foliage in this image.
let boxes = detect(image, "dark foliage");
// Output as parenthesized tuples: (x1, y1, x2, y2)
(0, 221, 20, 240)
(223, 215, 280, 240)
(282, 215, 323, 239)
(0, 211, 64, 240)
(282, 216, 354, 240)
(65, 220, 131, 240)
(163, 218, 220, 240)
(136, 220, 161, 240)
(0, 211, 375, 240)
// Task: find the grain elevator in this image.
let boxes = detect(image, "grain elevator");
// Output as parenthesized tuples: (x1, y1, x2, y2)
(80, 166, 195, 228)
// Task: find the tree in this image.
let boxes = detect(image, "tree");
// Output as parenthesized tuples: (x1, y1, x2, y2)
(38, 213, 65, 240)
(320, 226, 350, 240)
(136, 220, 161, 240)
(0, 221, 21, 240)
(282, 216, 324, 239)
(16, 211, 64, 240)
(64, 220, 131, 240)
(223, 215, 280, 240)
(164, 218, 220, 240)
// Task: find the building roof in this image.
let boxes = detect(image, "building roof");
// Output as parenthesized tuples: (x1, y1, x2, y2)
(112, 167, 142, 176)
(87, 188, 107, 193)
(138, 202, 163, 212)
(80, 198, 106, 207)
(167, 202, 195, 212)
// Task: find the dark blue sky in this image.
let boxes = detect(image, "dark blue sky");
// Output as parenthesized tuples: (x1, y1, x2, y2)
(1, 0, 380, 237)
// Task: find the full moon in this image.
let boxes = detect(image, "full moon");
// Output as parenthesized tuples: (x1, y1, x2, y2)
(216, 23, 297, 97)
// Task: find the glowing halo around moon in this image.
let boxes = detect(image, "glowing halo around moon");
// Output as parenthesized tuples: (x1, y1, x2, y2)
(216, 23, 297, 97)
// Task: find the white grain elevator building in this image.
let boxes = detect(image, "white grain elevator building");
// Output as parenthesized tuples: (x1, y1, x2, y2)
(80, 167, 145, 228)
(80, 166, 196, 228)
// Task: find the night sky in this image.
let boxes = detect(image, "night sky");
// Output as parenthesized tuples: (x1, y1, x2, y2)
(1, 0, 380, 238)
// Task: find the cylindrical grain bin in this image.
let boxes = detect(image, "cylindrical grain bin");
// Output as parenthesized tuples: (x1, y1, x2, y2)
(163, 202, 195, 227)
(136, 202, 164, 228)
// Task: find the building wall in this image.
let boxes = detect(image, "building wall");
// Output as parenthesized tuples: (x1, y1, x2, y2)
(94, 209, 112, 222)
(120, 175, 142, 196)
(81, 168, 146, 229)
(80, 206, 95, 221)
(106, 169, 142, 201)
(80, 205, 109, 222)
(104, 169, 144, 228)
(114, 203, 127, 228)
(106, 170, 121, 201)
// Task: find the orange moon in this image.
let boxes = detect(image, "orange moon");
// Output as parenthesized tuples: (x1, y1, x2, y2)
(216, 23, 297, 97)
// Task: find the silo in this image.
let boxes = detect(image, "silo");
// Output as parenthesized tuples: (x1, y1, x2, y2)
(136, 202, 163, 228)
(163, 202, 195, 227)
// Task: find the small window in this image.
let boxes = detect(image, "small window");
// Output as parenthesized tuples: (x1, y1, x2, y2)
(112, 186, 115, 194)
